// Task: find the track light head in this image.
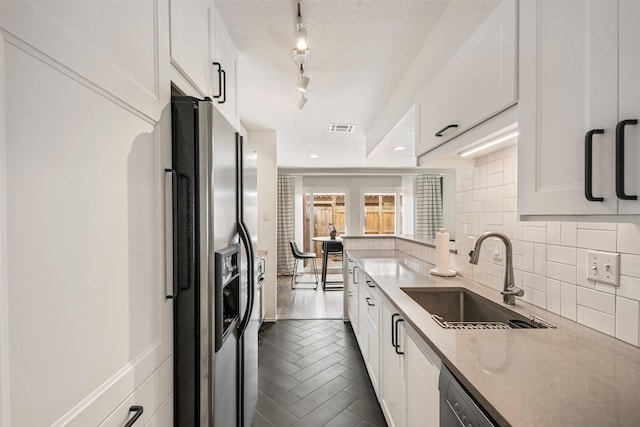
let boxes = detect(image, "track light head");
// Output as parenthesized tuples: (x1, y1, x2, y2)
(297, 94, 308, 109)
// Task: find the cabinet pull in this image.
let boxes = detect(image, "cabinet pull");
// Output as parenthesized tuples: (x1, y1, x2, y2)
(219, 69, 227, 104)
(164, 169, 178, 299)
(124, 406, 143, 427)
(212, 62, 223, 100)
(391, 313, 399, 347)
(353, 266, 359, 284)
(394, 317, 405, 355)
(366, 297, 375, 307)
(616, 119, 638, 200)
(366, 279, 375, 288)
(584, 129, 604, 202)
(434, 124, 458, 137)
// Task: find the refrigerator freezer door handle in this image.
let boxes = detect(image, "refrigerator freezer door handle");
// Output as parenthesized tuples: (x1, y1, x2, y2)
(237, 220, 255, 337)
(164, 168, 178, 299)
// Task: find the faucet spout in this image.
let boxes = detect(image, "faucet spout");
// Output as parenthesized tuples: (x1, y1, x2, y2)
(468, 231, 523, 305)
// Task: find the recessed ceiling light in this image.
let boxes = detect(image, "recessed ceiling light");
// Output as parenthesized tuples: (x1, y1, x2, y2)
(393, 146, 407, 151)
(309, 154, 319, 159)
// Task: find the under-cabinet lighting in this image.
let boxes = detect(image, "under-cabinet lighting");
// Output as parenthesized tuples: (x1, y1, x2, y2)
(459, 131, 519, 157)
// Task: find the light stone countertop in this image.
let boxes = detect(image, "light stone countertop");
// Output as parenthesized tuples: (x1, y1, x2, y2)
(348, 249, 640, 427)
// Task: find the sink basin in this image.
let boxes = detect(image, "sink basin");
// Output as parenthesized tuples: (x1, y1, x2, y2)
(401, 287, 554, 329)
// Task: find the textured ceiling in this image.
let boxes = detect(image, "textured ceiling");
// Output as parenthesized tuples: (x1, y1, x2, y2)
(216, 0, 450, 169)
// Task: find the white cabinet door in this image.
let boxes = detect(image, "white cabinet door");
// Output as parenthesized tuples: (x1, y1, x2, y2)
(366, 287, 381, 396)
(2, 3, 173, 424)
(169, 0, 212, 96)
(380, 302, 406, 427)
(417, 0, 517, 156)
(617, 1, 640, 214)
(358, 280, 370, 359)
(347, 263, 360, 334)
(212, 8, 239, 130)
(518, 0, 619, 216)
(405, 329, 440, 427)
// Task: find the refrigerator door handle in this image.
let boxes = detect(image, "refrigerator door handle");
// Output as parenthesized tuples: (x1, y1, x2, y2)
(164, 168, 178, 299)
(237, 220, 255, 337)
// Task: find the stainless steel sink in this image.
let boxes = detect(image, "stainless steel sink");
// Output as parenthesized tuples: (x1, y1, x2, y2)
(401, 287, 555, 330)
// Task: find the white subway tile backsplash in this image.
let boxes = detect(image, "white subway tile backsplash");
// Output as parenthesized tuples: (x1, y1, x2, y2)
(560, 222, 577, 246)
(522, 226, 547, 243)
(576, 249, 592, 288)
(547, 245, 576, 266)
(547, 279, 561, 314)
(522, 271, 546, 292)
(616, 297, 640, 346)
(620, 254, 640, 278)
(576, 229, 617, 252)
(547, 261, 576, 284)
(454, 145, 640, 346)
(521, 241, 534, 272)
(547, 222, 561, 245)
(618, 223, 640, 255)
(578, 222, 618, 231)
(533, 243, 547, 276)
(503, 155, 517, 184)
(577, 305, 616, 336)
(618, 275, 640, 302)
(504, 197, 517, 212)
(561, 283, 577, 321)
(488, 158, 504, 175)
(577, 287, 615, 315)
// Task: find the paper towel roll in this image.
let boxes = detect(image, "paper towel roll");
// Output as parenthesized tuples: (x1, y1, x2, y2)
(430, 228, 456, 276)
(435, 228, 449, 272)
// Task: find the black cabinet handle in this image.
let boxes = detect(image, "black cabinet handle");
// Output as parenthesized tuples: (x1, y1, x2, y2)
(616, 119, 638, 200)
(394, 317, 404, 355)
(212, 62, 227, 104)
(584, 129, 605, 202)
(124, 406, 143, 427)
(391, 313, 399, 347)
(212, 62, 223, 99)
(219, 69, 227, 104)
(435, 124, 458, 137)
(366, 297, 375, 307)
(366, 279, 375, 288)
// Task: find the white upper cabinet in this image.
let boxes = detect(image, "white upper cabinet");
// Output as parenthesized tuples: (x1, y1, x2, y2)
(519, 0, 640, 217)
(416, 0, 517, 156)
(211, 7, 240, 130)
(169, 0, 212, 96)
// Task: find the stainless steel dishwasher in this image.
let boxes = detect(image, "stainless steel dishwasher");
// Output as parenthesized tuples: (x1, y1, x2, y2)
(439, 366, 497, 427)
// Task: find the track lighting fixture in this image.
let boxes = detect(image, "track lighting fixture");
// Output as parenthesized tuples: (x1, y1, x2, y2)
(297, 94, 308, 110)
(295, 2, 307, 50)
(298, 64, 309, 93)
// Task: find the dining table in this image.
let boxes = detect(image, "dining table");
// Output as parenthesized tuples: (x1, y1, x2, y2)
(311, 236, 343, 289)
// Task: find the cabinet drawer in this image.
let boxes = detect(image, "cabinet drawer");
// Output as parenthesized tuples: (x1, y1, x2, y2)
(99, 357, 172, 427)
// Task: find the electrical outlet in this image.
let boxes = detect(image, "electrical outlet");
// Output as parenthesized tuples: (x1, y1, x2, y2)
(586, 250, 620, 286)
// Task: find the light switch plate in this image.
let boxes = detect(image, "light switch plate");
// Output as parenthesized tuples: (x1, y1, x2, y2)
(586, 250, 620, 286)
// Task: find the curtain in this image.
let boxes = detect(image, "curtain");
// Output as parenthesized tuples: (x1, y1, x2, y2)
(416, 175, 443, 238)
(277, 174, 295, 274)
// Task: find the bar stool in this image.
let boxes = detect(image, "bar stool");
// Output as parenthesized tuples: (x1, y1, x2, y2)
(289, 240, 319, 289)
(322, 240, 343, 290)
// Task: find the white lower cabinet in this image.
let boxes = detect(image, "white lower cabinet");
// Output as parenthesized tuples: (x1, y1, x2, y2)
(380, 300, 407, 427)
(380, 295, 441, 427)
(405, 328, 441, 427)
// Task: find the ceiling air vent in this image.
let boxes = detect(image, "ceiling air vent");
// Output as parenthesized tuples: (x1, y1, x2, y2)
(328, 123, 356, 133)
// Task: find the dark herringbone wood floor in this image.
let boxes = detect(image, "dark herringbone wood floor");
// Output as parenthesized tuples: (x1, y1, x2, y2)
(251, 320, 387, 427)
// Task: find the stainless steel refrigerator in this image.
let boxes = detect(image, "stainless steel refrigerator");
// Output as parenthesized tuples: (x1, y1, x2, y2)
(170, 96, 258, 426)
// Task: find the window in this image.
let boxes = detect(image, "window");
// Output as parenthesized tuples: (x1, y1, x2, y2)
(364, 193, 396, 235)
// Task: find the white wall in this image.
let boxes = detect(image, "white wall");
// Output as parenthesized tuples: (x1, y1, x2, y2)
(453, 145, 640, 347)
(249, 131, 278, 322)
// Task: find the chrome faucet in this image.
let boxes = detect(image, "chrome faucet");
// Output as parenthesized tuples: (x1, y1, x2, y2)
(468, 231, 524, 305)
